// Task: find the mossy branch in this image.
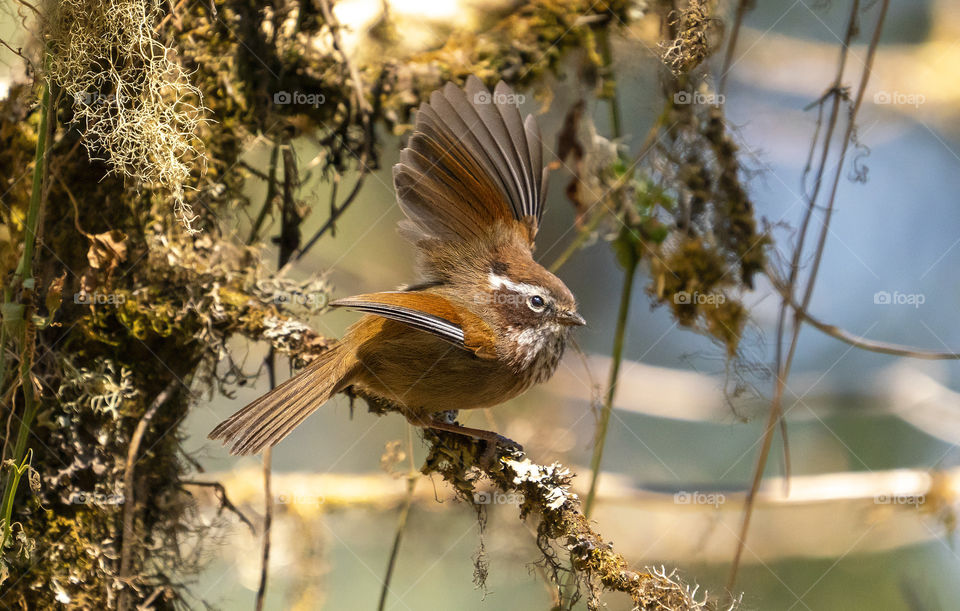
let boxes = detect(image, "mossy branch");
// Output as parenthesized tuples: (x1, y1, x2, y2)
(420, 431, 726, 611)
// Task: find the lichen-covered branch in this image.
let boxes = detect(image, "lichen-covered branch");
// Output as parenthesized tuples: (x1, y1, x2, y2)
(420, 430, 732, 610)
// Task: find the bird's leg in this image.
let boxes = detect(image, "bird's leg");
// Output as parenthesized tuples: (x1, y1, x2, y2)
(426, 419, 522, 449)
(412, 413, 523, 466)
(433, 409, 459, 425)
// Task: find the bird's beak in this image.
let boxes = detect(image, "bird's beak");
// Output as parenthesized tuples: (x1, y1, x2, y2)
(559, 309, 586, 327)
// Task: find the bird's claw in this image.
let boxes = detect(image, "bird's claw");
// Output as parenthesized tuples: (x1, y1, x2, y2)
(479, 433, 523, 468)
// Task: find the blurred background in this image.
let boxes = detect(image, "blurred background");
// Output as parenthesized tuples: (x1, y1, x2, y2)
(5, 0, 960, 609)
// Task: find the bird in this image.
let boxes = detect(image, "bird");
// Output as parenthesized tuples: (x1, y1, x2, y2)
(209, 76, 585, 456)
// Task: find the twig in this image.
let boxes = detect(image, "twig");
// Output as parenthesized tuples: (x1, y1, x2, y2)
(247, 142, 281, 245)
(753, 0, 865, 556)
(598, 27, 622, 139)
(726, 0, 862, 583)
(295, 170, 367, 256)
(0, 450, 32, 550)
(117, 378, 181, 611)
(11, 0, 40, 20)
(278, 143, 301, 262)
(317, 0, 370, 115)
(295, 0, 374, 259)
(239, 160, 272, 181)
(182, 480, 256, 533)
(10, 56, 51, 288)
(0, 37, 31, 74)
(137, 586, 167, 610)
(377, 425, 418, 611)
(257, 131, 303, 611)
(583, 249, 637, 518)
(558, 254, 639, 609)
(560, 249, 639, 610)
(727, 0, 890, 591)
(718, 0, 753, 96)
(802, 312, 960, 359)
(255, 446, 272, 611)
(808, 0, 888, 303)
(766, 267, 960, 359)
(548, 206, 606, 273)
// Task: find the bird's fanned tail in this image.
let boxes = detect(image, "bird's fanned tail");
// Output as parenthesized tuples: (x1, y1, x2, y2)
(208, 344, 353, 455)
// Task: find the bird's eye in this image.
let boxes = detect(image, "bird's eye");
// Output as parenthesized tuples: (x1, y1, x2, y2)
(528, 295, 546, 311)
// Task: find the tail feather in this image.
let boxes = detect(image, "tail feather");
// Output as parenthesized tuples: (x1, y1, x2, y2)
(209, 345, 352, 455)
(232, 389, 325, 455)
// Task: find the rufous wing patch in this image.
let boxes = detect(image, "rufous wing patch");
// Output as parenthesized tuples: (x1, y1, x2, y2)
(331, 292, 498, 360)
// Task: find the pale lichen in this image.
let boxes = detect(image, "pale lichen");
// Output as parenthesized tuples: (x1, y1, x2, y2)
(418, 428, 728, 610)
(47, 0, 207, 231)
(503, 457, 578, 511)
(58, 358, 138, 418)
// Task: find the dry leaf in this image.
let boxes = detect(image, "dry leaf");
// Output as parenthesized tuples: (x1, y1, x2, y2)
(87, 230, 128, 272)
(45, 272, 66, 317)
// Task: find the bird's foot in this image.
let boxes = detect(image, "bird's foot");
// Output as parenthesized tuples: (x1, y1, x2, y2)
(418, 416, 524, 467)
(433, 410, 459, 425)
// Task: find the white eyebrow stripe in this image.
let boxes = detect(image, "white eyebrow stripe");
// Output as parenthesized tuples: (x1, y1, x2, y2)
(488, 273, 543, 297)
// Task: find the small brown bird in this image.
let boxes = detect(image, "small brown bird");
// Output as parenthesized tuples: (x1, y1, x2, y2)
(210, 76, 584, 455)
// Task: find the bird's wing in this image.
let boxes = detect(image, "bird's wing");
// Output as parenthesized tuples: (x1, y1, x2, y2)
(330, 291, 498, 359)
(393, 76, 547, 247)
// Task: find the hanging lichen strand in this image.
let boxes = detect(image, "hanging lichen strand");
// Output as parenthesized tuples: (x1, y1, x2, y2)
(47, 0, 206, 231)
